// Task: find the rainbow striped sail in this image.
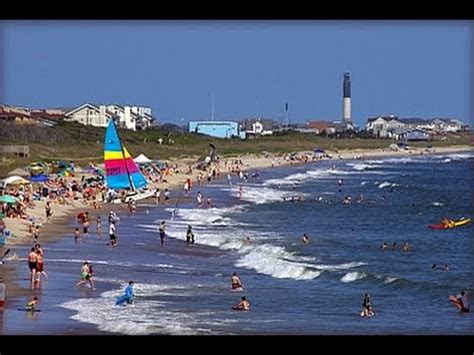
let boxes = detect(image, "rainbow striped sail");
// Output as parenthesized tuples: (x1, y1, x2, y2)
(104, 120, 148, 190)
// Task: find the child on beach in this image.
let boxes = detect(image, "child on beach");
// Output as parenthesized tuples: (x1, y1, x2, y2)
(74, 228, 81, 243)
(96, 215, 102, 238)
(35, 249, 48, 281)
(26, 296, 39, 311)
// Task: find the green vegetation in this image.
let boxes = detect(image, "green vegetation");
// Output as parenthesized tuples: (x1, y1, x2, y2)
(0, 121, 472, 178)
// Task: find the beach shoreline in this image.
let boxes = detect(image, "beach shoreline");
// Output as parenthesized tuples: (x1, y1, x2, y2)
(1, 144, 472, 334)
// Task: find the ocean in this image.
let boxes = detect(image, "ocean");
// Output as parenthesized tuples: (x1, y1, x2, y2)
(2, 152, 473, 335)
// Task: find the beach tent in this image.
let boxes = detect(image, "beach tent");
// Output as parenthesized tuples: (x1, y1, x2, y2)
(29, 174, 49, 183)
(314, 148, 326, 153)
(389, 144, 399, 151)
(134, 154, 152, 164)
(1, 175, 30, 187)
(7, 168, 30, 177)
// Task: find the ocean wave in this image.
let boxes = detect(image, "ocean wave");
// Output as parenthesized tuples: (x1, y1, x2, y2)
(235, 244, 321, 280)
(340, 271, 367, 283)
(346, 163, 378, 171)
(224, 185, 309, 205)
(46, 258, 175, 270)
(60, 283, 209, 335)
(377, 181, 399, 189)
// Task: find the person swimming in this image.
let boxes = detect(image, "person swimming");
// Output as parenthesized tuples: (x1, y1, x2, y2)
(302, 233, 309, 244)
(232, 296, 250, 311)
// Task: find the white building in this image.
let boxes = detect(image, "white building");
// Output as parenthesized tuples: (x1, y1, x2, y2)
(65, 103, 112, 127)
(65, 103, 155, 130)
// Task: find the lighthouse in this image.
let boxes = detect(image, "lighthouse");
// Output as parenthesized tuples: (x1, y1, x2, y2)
(343, 72, 352, 125)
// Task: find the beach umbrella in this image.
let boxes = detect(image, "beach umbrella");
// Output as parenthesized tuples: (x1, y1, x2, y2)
(1, 175, 30, 186)
(29, 174, 49, 183)
(0, 195, 17, 204)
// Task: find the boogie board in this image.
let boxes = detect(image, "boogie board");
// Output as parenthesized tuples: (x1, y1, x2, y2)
(115, 294, 133, 306)
(18, 308, 41, 312)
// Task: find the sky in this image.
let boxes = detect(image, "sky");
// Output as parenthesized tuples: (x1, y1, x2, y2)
(1, 20, 472, 126)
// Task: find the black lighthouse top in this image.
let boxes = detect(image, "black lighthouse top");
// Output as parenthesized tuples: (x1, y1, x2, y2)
(343, 72, 351, 98)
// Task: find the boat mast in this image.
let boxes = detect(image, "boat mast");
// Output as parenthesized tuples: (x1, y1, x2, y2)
(113, 119, 136, 192)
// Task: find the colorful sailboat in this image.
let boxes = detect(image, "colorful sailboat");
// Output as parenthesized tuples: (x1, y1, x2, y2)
(104, 120, 154, 203)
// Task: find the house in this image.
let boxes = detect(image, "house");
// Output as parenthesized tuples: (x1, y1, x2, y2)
(189, 121, 246, 139)
(306, 121, 335, 134)
(399, 118, 433, 130)
(242, 118, 274, 136)
(65, 103, 112, 127)
(406, 129, 430, 141)
(431, 118, 467, 133)
(135, 111, 154, 130)
(106, 105, 138, 131)
(365, 115, 406, 138)
(293, 123, 319, 134)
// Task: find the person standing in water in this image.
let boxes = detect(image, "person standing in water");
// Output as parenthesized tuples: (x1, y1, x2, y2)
(159, 221, 167, 246)
(449, 290, 469, 313)
(186, 225, 195, 245)
(96, 215, 102, 238)
(231, 272, 243, 290)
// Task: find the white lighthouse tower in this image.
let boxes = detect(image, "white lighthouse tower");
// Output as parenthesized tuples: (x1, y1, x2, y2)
(343, 72, 352, 127)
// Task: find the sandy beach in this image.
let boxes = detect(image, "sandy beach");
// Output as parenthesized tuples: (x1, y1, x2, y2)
(0, 144, 472, 334)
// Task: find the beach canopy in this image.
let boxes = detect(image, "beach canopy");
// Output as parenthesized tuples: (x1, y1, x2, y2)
(0, 195, 17, 204)
(1, 175, 30, 186)
(133, 153, 152, 164)
(29, 174, 49, 183)
(7, 167, 30, 177)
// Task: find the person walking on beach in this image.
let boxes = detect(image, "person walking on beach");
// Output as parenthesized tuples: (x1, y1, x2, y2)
(159, 220, 166, 246)
(164, 189, 170, 204)
(35, 248, 48, 281)
(196, 191, 203, 207)
(28, 247, 38, 284)
(45, 201, 52, 221)
(76, 261, 95, 289)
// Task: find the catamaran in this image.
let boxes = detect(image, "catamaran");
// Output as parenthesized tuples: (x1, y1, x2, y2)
(104, 120, 154, 204)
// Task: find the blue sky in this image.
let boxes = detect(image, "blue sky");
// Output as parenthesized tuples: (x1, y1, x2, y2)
(1, 20, 471, 126)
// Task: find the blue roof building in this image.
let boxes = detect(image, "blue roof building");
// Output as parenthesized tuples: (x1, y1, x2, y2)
(189, 121, 246, 139)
